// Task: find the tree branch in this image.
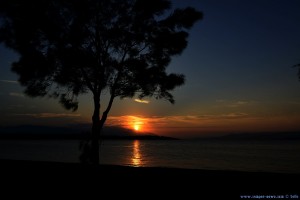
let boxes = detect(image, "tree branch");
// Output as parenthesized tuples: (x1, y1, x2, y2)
(99, 69, 122, 126)
(137, 42, 149, 54)
(79, 66, 94, 93)
(99, 84, 115, 127)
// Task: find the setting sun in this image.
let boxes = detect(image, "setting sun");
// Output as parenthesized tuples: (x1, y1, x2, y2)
(108, 115, 154, 133)
(122, 116, 147, 132)
(134, 124, 140, 131)
(133, 120, 143, 132)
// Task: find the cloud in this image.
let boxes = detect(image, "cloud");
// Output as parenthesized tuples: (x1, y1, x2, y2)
(156, 113, 250, 122)
(107, 113, 251, 128)
(106, 114, 300, 137)
(9, 92, 24, 97)
(215, 99, 256, 108)
(13, 113, 81, 118)
(0, 80, 18, 84)
(228, 101, 249, 107)
(108, 115, 148, 126)
(220, 113, 249, 118)
(237, 101, 249, 105)
(134, 99, 150, 104)
(216, 99, 226, 103)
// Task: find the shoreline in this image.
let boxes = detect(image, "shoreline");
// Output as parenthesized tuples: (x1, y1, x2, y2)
(1, 158, 298, 175)
(0, 159, 299, 198)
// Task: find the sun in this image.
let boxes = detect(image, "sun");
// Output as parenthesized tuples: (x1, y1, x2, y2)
(124, 116, 149, 133)
(132, 118, 144, 132)
(133, 121, 143, 132)
(134, 124, 140, 131)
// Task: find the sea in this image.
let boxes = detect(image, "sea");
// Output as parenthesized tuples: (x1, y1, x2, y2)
(0, 139, 299, 174)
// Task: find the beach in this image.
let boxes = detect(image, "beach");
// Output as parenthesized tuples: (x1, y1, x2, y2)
(1, 159, 298, 199)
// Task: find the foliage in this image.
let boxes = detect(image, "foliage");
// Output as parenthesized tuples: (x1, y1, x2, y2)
(0, 0, 202, 112)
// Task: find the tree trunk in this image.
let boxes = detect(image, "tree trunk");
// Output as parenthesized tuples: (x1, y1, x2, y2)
(89, 91, 115, 165)
(91, 95, 101, 165)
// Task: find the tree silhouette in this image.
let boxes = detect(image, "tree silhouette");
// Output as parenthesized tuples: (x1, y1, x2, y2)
(0, 0, 202, 164)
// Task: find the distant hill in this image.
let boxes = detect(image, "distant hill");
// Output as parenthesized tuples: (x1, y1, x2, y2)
(209, 132, 300, 141)
(100, 126, 176, 140)
(0, 124, 177, 140)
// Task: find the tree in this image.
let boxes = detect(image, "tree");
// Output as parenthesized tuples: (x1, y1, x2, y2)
(0, 0, 202, 164)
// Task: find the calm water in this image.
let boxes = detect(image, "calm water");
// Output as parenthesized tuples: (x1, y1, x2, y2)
(0, 139, 299, 174)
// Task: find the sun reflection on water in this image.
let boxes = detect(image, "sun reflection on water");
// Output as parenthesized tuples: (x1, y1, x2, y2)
(131, 140, 142, 167)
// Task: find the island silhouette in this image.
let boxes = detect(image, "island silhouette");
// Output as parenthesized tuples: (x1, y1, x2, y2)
(0, 124, 177, 140)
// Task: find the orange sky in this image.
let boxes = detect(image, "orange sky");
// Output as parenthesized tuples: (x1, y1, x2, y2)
(105, 114, 300, 138)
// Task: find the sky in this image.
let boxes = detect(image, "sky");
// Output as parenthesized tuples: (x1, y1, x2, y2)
(1, 0, 300, 138)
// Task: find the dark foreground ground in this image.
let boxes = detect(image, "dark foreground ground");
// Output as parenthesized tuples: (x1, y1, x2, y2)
(0, 159, 299, 199)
